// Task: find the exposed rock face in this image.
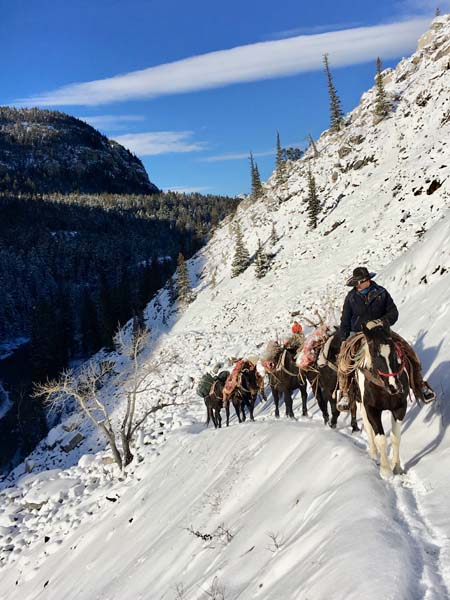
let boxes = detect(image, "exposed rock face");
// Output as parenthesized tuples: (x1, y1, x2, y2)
(0, 107, 159, 194)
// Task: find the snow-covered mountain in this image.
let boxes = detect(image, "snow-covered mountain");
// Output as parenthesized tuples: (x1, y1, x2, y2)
(1, 16, 449, 600)
(0, 107, 159, 194)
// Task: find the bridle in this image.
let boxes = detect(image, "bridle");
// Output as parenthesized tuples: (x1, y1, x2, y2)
(238, 367, 259, 395)
(375, 341, 405, 379)
(361, 339, 406, 390)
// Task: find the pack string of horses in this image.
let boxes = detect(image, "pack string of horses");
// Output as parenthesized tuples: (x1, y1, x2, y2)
(197, 267, 436, 479)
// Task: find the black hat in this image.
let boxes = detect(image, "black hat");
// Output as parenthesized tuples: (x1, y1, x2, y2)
(345, 266, 376, 287)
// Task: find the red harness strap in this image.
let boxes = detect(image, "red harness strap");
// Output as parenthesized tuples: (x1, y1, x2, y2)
(376, 342, 405, 378)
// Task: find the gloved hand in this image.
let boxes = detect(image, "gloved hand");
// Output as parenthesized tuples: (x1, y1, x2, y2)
(365, 319, 384, 330)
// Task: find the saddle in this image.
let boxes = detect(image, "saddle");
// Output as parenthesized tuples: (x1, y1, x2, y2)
(223, 360, 254, 398)
(223, 358, 264, 400)
(296, 326, 330, 371)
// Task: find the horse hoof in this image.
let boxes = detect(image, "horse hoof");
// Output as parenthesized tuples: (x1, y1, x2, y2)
(380, 467, 394, 480)
(329, 422, 337, 429)
(302, 411, 308, 417)
(352, 425, 361, 433)
(392, 463, 404, 476)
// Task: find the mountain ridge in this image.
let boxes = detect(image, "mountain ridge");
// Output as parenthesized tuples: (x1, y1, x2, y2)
(0, 107, 159, 194)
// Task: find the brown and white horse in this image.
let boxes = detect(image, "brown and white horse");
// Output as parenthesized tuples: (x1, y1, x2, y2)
(357, 321, 409, 478)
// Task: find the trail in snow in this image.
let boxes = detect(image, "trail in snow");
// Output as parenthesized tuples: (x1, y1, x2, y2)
(335, 397, 450, 600)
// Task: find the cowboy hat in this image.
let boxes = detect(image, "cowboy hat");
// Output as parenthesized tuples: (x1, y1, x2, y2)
(345, 266, 377, 287)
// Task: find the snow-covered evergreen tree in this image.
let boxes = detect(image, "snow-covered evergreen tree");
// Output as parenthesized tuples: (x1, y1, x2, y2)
(374, 57, 390, 119)
(249, 152, 263, 199)
(323, 54, 344, 132)
(176, 253, 193, 303)
(231, 224, 250, 277)
(254, 238, 270, 278)
(276, 131, 286, 185)
(307, 164, 320, 229)
(270, 222, 278, 246)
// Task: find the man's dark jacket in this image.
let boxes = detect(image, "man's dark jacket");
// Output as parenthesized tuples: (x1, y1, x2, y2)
(340, 282, 399, 340)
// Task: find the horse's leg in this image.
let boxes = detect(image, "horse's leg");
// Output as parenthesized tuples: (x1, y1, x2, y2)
(249, 395, 255, 421)
(233, 398, 242, 423)
(211, 407, 218, 429)
(206, 403, 212, 427)
(272, 387, 280, 418)
(366, 404, 393, 479)
(360, 402, 378, 461)
(286, 391, 295, 419)
(390, 415, 403, 475)
(323, 370, 338, 428)
(214, 406, 221, 429)
(300, 383, 308, 416)
(225, 401, 230, 427)
(350, 403, 360, 433)
(315, 384, 329, 425)
(241, 399, 247, 422)
(330, 397, 339, 428)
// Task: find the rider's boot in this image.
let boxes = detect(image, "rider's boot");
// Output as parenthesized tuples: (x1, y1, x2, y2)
(420, 381, 436, 403)
(336, 391, 351, 412)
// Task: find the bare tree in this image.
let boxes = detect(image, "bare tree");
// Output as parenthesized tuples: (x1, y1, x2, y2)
(35, 324, 178, 471)
(308, 133, 319, 157)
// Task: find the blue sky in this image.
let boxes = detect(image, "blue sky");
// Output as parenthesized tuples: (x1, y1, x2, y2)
(1, 0, 447, 196)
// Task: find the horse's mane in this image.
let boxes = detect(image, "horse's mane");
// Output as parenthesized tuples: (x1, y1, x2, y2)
(326, 327, 342, 363)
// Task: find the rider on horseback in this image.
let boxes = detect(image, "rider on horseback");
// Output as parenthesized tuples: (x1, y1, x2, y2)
(337, 266, 436, 410)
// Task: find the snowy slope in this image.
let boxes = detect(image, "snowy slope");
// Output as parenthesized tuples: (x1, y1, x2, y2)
(1, 15, 450, 600)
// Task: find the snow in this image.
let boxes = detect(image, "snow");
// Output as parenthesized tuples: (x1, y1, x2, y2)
(0, 15, 449, 600)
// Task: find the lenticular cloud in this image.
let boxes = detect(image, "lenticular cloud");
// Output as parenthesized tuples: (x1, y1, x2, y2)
(18, 18, 429, 107)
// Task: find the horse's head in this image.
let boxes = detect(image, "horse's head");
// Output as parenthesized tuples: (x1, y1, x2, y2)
(362, 321, 405, 395)
(239, 364, 260, 394)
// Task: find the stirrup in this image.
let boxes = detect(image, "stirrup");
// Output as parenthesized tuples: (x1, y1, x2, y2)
(336, 393, 350, 412)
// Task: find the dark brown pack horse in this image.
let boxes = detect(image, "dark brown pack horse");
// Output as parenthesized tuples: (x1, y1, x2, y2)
(224, 362, 263, 426)
(305, 329, 360, 432)
(356, 321, 409, 478)
(204, 379, 226, 429)
(265, 348, 308, 419)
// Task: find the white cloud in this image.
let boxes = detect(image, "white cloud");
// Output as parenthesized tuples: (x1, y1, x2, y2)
(112, 131, 207, 156)
(202, 150, 275, 162)
(78, 114, 145, 130)
(269, 22, 364, 39)
(18, 17, 430, 107)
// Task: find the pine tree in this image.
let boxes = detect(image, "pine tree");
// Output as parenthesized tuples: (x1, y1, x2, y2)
(255, 238, 270, 278)
(307, 164, 320, 229)
(374, 57, 390, 119)
(167, 275, 177, 305)
(176, 253, 193, 303)
(308, 134, 319, 157)
(231, 223, 250, 277)
(249, 152, 263, 199)
(323, 54, 344, 132)
(276, 131, 286, 185)
(270, 222, 278, 246)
